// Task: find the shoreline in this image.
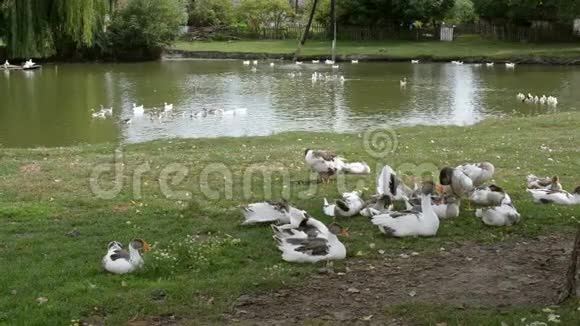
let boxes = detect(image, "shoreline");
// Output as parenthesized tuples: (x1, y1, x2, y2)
(164, 49, 580, 65)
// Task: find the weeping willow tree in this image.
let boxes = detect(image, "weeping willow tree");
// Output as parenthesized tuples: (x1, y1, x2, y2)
(5, 0, 109, 58)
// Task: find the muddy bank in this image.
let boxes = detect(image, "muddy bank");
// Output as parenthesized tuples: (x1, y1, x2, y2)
(164, 49, 580, 65)
(225, 232, 573, 325)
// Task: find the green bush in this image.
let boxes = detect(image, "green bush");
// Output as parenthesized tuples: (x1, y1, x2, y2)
(187, 0, 234, 27)
(108, 0, 187, 60)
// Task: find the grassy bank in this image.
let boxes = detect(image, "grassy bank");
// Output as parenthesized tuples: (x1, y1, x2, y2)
(1, 112, 580, 324)
(173, 36, 580, 62)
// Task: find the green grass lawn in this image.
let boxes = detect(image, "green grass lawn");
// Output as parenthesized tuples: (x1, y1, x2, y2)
(174, 35, 580, 60)
(1, 112, 580, 324)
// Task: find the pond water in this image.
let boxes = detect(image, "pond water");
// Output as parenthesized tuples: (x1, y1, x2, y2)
(1, 60, 579, 147)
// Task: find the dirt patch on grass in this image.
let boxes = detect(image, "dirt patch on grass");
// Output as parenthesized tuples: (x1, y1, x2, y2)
(226, 232, 573, 325)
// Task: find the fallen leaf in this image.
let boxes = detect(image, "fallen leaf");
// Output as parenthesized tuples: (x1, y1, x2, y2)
(361, 315, 373, 321)
(347, 287, 360, 293)
(36, 297, 48, 305)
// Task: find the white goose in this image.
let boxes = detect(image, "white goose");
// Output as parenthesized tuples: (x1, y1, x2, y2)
(400, 77, 407, 87)
(527, 175, 561, 191)
(241, 200, 307, 228)
(272, 216, 347, 263)
(304, 149, 370, 183)
(439, 166, 474, 198)
(432, 195, 460, 219)
(163, 102, 173, 112)
(527, 186, 580, 205)
(132, 103, 144, 116)
(323, 191, 365, 217)
(476, 203, 521, 226)
(470, 184, 511, 206)
(456, 162, 495, 187)
(102, 239, 150, 274)
(372, 181, 439, 237)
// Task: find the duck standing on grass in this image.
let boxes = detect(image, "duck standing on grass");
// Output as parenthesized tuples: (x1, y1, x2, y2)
(102, 239, 151, 274)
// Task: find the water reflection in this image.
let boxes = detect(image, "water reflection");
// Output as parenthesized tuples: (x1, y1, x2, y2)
(0, 60, 577, 147)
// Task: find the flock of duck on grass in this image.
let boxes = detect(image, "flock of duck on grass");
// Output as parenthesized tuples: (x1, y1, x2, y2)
(516, 93, 558, 106)
(102, 149, 580, 273)
(90, 102, 247, 124)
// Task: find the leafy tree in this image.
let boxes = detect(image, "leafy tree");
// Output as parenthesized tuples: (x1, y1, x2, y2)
(108, 0, 187, 60)
(238, 0, 293, 33)
(187, 0, 234, 27)
(3, 0, 109, 58)
(446, 0, 477, 24)
(404, 0, 455, 24)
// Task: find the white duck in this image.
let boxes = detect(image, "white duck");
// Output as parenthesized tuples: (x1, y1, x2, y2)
(241, 200, 306, 228)
(3, 60, 9, 68)
(456, 162, 495, 187)
(527, 186, 580, 205)
(476, 203, 520, 226)
(432, 195, 460, 219)
(486, 62, 494, 67)
(372, 181, 439, 237)
(132, 103, 144, 116)
(527, 175, 561, 191)
(400, 77, 407, 87)
(325, 59, 335, 65)
(295, 61, 303, 65)
(411, 60, 419, 64)
(470, 184, 511, 206)
(252, 60, 258, 65)
(304, 149, 370, 183)
(312, 60, 320, 64)
(516, 93, 525, 101)
(272, 216, 347, 263)
(163, 102, 173, 112)
(102, 239, 150, 274)
(505, 62, 516, 68)
(323, 191, 365, 217)
(439, 166, 474, 198)
(332, 65, 339, 69)
(242, 60, 250, 65)
(351, 59, 359, 64)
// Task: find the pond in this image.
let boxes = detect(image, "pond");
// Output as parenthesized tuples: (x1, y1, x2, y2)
(1, 60, 578, 147)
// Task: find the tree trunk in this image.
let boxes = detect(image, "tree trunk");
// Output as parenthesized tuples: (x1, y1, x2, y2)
(293, 0, 319, 61)
(558, 225, 580, 303)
